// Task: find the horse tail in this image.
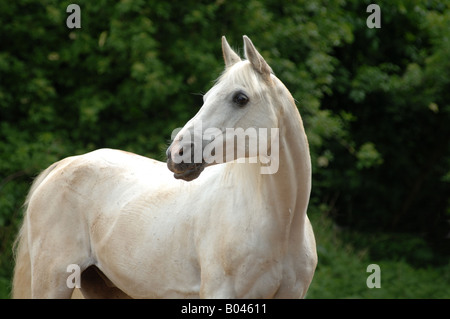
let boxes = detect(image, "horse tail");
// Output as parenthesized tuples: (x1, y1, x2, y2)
(12, 161, 60, 298)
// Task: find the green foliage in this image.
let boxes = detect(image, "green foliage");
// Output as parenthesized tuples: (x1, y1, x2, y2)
(355, 142, 383, 170)
(316, 1, 450, 240)
(1, 0, 449, 298)
(308, 208, 450, 298)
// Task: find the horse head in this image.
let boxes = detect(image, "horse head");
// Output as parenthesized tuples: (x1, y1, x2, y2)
(166, 35, 279, 181)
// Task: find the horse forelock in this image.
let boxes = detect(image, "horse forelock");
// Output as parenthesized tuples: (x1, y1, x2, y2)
(214, 61, 270, 100)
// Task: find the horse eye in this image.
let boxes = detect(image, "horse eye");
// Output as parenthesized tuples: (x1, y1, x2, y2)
(233, 93, 249, 107)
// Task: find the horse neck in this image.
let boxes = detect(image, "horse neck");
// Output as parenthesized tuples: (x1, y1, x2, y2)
(276, 97, 311, 221)
(260, 80, 312, 240)
(268, 90, 311, 220)
(219, 79, 311, 242)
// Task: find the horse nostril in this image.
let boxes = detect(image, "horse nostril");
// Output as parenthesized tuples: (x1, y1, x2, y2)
(178, 142, 195, 158)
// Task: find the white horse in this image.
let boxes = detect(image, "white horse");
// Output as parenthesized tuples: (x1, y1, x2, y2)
(13, 35, 317, 299)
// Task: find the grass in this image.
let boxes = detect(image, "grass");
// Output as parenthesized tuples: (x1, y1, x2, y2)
(306, 207, 450, 298)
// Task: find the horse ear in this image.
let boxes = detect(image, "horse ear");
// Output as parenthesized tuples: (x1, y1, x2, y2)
(222, 36, 241, 68)
(243, 35, 272, 83)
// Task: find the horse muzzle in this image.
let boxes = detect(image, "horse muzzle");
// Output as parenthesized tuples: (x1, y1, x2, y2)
(166, 142, 206, 181)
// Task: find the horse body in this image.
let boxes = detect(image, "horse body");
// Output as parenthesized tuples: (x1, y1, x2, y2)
(44, 149, 202, 298)
(13, 36, 317, 298)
